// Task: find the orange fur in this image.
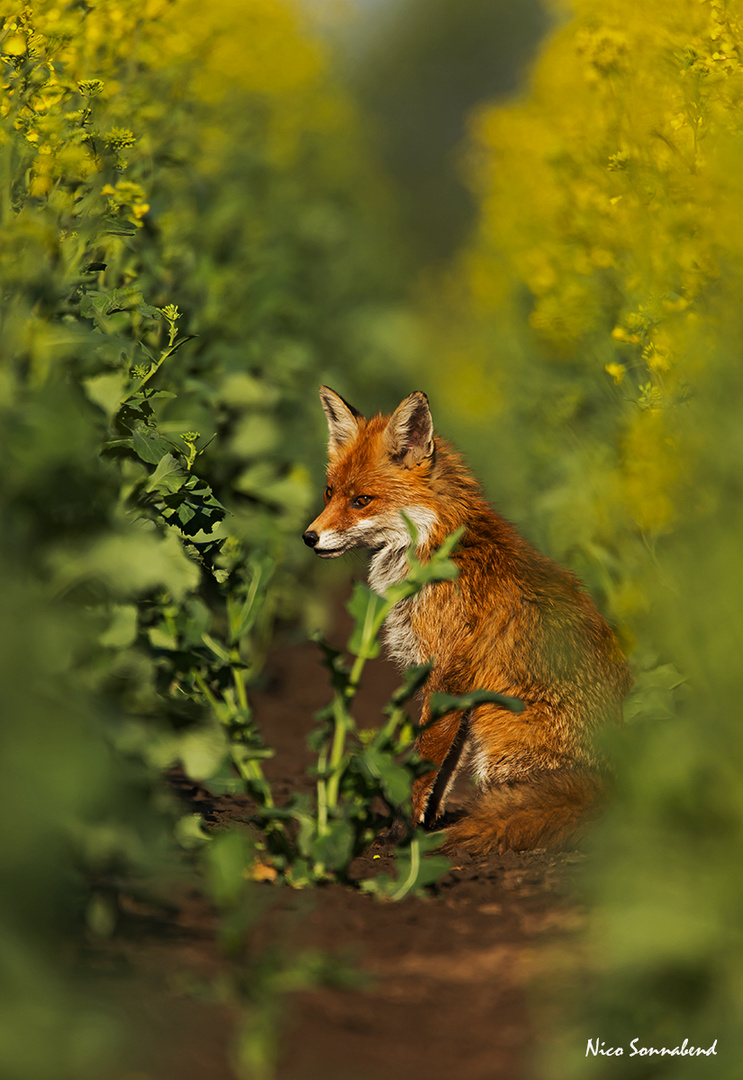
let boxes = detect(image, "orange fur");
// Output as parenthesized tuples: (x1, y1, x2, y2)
(303, 388, 632, 855)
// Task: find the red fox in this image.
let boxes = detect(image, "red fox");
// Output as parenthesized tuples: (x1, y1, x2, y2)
(303, 387, 632, 855)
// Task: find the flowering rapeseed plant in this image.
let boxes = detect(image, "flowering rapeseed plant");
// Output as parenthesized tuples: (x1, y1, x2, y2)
(425, 4, 743, 1075)
(427, 0, 743, 638)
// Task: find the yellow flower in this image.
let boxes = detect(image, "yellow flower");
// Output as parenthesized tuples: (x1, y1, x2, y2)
(605, 362, 626, 385)
(3, 34, 27, 57)
(78, 79, 104, 97)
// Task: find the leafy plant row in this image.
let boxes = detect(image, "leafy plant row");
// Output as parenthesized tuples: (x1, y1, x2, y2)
(0, 3, 426, 1078)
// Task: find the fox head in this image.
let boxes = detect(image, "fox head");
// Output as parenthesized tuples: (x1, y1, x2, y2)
(302, 386, 440, 563)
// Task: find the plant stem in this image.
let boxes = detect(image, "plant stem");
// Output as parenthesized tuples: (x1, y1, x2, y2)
(233, 665, 248, 712)
(390, 836, 421, 902)
(194, 671, 273, 807)
(320, 587, 395, 827)
(316, 744, 329, 834)
(323, 692, 351, 815)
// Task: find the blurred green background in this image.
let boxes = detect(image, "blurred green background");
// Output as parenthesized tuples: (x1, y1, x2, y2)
(2, 0, 743, 1077)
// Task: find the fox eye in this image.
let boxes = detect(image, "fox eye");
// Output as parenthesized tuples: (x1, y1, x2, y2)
(351, 495, 373, 509)
(324, 486, 333, 501)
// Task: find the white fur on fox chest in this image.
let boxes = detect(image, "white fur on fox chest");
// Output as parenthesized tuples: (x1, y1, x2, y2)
(366, 505, 438, 669)
(382, 596, 425, 668)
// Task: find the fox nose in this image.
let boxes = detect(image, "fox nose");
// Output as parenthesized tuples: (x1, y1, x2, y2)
(302, 529, 319, 548)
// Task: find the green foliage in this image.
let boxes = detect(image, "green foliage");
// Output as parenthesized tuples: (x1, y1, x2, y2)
(0, 2, 415, 1078)
(0, 574, 159, 1080)
(542, 366, 743, 1079)
(421, 0, 743, 1074)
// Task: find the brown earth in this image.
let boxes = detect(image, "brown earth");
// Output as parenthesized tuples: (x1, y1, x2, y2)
(90, 600, 591, 1080)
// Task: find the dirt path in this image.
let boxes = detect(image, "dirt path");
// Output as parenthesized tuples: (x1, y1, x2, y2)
(93, 613, 588, 1080)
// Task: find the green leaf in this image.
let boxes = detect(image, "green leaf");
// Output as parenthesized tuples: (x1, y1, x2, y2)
(346, 582, 388, 660)
(227, 557, 274, 645)
(142, 389, 176, 401)
(50, 527, 200, 602)
(623, 663, 687, 724)
(148, 623, 177, 650)
(433, 526, 466, 561)
(99, 604, 138, 649)
(146, 452, 187, 494)
(177, 503, 196, 526)
(101, 215, 138, 236)
(311, 819, 354, 871)
(360, 747, 411, 806)
(83, 372, 128, 418)
(205, 829, 254, 909)
(132, 428, 172, 465)
(80, 287, 143, 318)
(136, 301, 163, 318)
(268, 794, 317, 860)
(179, 727, 229, 781)
(381, 525, 463, 607)
(174, 814, 211, 849)
(429, 688, 524, 722)
(285, 858, 313, 890)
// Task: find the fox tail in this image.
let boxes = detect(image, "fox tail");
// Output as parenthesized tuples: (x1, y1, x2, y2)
(440, 768, 605, 856)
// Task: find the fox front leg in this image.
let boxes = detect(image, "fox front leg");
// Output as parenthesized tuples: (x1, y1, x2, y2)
(412, 704, 471, 828)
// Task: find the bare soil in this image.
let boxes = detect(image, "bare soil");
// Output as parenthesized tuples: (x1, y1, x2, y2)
(91, 602, 589, 1080)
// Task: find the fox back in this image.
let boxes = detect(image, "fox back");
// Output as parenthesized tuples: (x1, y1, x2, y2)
(303, 387, 632, 854)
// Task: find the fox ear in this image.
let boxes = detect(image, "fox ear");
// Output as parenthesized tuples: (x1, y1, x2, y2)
(319, 386, 363, 457)
(383, 391, 434, 467)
